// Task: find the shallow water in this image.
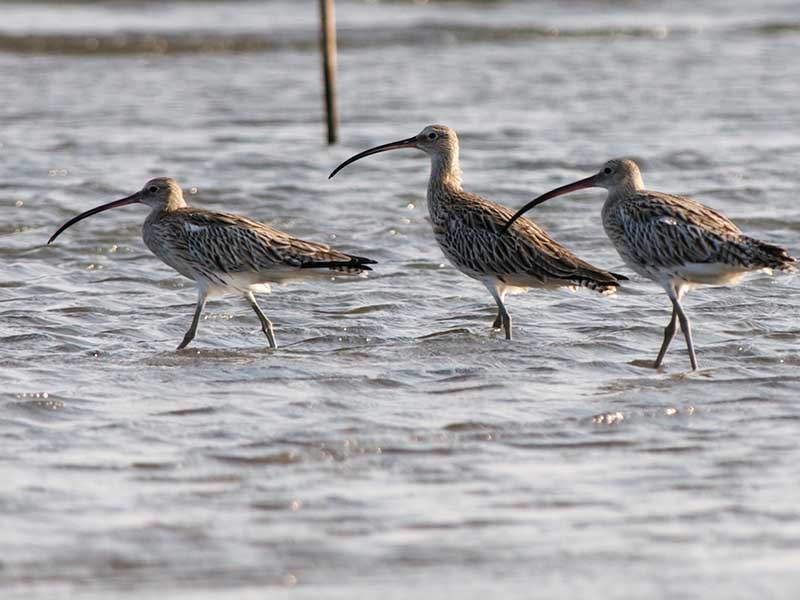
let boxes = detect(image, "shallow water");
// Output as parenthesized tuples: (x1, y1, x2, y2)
(2, 1, 800, 598)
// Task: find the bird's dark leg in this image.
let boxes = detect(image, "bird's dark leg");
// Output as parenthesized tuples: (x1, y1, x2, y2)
(177, 289, 208, 350)
(492, 310, 503, 330)
(672, 298, 698, 371)
(245, 292, 277, 349)
(653, 307, 678, 368)
(501, 306, 512, 340)
(665, 285, 698, 371)
(485, 283, 512, 340)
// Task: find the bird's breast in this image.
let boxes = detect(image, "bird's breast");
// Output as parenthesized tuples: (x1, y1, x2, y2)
(142, 222, 202, 282)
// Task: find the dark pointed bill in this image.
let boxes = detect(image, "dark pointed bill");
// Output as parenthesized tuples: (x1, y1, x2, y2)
(500, 174, 600, 234)
(328, 136, 418, 179)
(47, 191, 143, 244)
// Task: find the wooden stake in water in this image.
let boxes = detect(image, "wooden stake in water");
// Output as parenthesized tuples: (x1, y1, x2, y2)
(320, 0, 339, 144)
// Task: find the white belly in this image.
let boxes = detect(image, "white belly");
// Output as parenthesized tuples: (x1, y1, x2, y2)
(674, 262, 750, 286)
(204, 272, 274, 297)
(629, 260, 751, 290)
(201, 265, 357, 297)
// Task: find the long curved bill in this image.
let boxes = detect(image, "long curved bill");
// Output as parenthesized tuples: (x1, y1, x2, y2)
(48, 191, 143, 244)
(329, 136, 418, 179)
(500, 173, 600, 234)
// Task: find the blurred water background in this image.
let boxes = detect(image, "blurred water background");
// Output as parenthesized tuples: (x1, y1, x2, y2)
(2, 0, 800, 598)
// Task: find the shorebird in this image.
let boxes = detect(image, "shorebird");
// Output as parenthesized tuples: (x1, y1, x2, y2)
(501, 158, 797, 369)
(48, 177, 377, 349)
(329, 124, 625, 339)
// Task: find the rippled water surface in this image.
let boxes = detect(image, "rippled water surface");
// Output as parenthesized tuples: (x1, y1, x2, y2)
(3, 1, 800, 598)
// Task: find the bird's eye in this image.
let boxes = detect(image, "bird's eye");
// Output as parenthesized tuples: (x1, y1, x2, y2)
(148, 185, 158, 193)
(427, 132, 437, 140)
(603, 167, 613, 175)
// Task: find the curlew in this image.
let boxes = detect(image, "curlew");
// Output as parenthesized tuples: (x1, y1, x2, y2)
(48, 177, 377, 349)
(329, 124, 625, 339)
(501, 158, 796, 370)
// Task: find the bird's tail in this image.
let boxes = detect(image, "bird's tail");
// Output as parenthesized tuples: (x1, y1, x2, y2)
(576, 270, 628, 296)
(301, 254, 377, 274)
(748, 238, 797, 272)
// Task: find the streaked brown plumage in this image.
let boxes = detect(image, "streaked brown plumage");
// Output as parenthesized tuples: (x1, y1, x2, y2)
(502, 158, 797, 369)
(329, 124, 625, 339)
(48, 177, 376, 349)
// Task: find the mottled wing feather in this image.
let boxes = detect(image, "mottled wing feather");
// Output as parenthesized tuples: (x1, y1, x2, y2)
(607, 191, 757, 269)
(161, 209, 366, 274)
(438, 191, 619, 286)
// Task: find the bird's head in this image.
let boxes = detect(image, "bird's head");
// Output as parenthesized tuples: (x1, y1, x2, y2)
(500, 158, 644, 234)
(48, 177, 187, 244)
(328, 124, 459, 178)
(592, 159, 643, 191)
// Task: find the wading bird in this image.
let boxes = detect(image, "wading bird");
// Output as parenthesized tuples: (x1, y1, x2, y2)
(501, 158, 796, 369)
(48, 178, 376, 349)
(329, 125, 625, 339)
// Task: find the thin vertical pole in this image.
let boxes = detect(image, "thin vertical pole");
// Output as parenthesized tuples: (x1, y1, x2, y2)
(320, 0, 339, 144)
